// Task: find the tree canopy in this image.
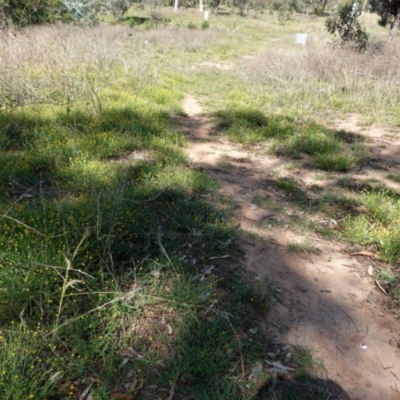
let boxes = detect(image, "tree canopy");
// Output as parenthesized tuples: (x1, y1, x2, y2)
(0, 0, 62, 27)
(369, 0, 400, 37)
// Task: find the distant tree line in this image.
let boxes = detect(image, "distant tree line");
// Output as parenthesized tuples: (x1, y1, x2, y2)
(0, 0, 133, 27)
(0, 0, 398, 40)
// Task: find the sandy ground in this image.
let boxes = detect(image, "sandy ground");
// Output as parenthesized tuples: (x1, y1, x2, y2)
(178, 94, 400, 400)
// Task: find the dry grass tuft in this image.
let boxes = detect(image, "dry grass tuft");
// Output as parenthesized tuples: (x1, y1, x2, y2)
(240, 38, 400, 122)
(0, 23, 221, 112)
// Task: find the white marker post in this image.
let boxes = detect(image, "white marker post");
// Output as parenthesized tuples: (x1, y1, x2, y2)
(204, 10, 209, 20)
(295, 33, 307, 45)
(199, 0, 203, 12)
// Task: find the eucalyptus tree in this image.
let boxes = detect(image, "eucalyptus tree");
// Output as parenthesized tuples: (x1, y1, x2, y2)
(0, 0, 62, 27)
(370, 0, 400, 39)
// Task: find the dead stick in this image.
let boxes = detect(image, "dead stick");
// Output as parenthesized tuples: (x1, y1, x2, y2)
(392, 371, 400, 381)
(354, 325, 369, 345)
(337, 305, 359, 332)
(335, 345, 344, 355)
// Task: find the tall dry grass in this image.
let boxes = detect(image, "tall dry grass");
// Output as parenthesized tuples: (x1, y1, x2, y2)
(0, 23, 220, 113)
(241, 38, 400, 122)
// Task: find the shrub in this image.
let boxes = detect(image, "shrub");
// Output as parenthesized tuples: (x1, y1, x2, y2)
(201, 20, 210, 29)
(326, 2, 369, 51)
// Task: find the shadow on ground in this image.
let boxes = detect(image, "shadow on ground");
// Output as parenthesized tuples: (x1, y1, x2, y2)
(178, 103, 400, 399)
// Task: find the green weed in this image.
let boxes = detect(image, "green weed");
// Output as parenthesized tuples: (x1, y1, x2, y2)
(387, 173, 400, 183)
(286, 240, 316, 254)
(234, 280, 273, 315)
(274, 177, 307, 204)
(376, 269, 398, 285)
(343, 189, 400, 263)
(215, 108, 368, 171)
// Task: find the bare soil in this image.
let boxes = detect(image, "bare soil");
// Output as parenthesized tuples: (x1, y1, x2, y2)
(179, 94, 400, 400)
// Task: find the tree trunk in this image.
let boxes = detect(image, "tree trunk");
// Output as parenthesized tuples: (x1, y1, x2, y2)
(199, 0, 203, 12)
(174, 0, 179, 13)
(389, 10, 400, 40)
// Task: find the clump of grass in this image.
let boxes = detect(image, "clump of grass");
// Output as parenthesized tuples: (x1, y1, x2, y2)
(215, 108, 296, 144)
(286, 240, 316, 254)
(376, 268, 398, 285)
(291, 344, 326, 376)
(318, 192, 362, 217)
(241, 40, 400, 125)
(274, 177, 307, 204)
(252, 195, 283, 213)
(314, 152, 355, 172)
(375, 269, 400, 300)
(343, 189, 400, 264)
(234, 281, 273, 315)
(215, 108, 368, 171)
(387, 173, 400, 183)
(202, 20, 210, 29)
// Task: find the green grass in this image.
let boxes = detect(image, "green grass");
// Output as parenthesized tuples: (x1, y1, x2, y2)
(387, 173, 400, 183)
(343, 189, 400, 263)
(376, 268, 397, 285)
(0, 31, 278, 397)
(234, 280, 273, 315)
(214, 108, 369, 172)
(286, 240, 316, 254)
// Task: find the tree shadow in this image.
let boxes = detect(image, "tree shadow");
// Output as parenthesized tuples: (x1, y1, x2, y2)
(255, 374, 352, 400)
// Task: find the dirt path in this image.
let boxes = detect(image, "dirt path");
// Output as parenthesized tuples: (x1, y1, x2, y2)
(179, 94, 400, 400)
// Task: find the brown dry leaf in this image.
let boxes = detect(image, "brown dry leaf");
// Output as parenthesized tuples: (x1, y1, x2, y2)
(248, 360, 263, 382)
(266, 360, 295, 374)
(110, 394, 135, 400)
(350, 251, 376, 258)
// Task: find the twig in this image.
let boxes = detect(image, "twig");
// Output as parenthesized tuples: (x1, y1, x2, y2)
(241, 240, 256, 246)
(335, 345, 344, 355)
(243, 214, 275, 222)
(265, 238, 284, 247)
(260, 214, 276, 221)
(222, 313, 245, 377)
(45, 288, 141, 338)
(2, 214, 67, 238)
(337, 305, 358, 332)
(354, 325, 369, 346)
(127, 188, 167, 205)
(0, 184, 65, 238)
(375, 279, 388, 294)
(390, 384, 400, 398)
(270, 320, 282, 330)
(157, 231, 178, 276)
(391, 371, 400, 381)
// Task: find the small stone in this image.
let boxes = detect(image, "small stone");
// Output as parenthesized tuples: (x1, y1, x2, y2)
(367, 292, 377, 304)
(389, 339, 396, 347)
(367, 266, 374, 277)
(285, 351, 292, 361)
(314, 277, 318, 282)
